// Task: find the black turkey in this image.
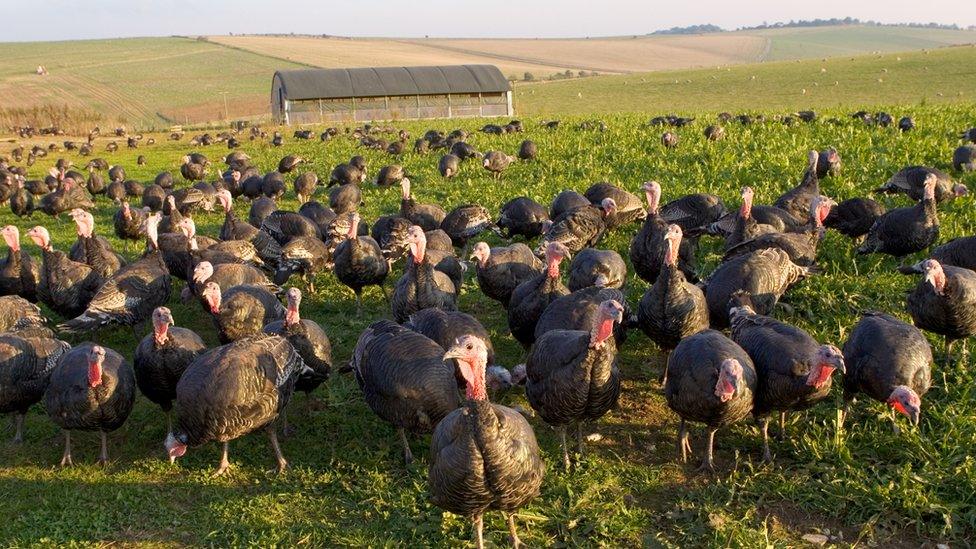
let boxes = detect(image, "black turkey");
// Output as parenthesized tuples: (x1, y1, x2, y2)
(430, 336, 544, 548)
(375, 164, 405, 187)
(630, 181, 697, 283)
(659, 192, 726, 233)
(534, 286, 632, 347)
(772, 150, 820, 224)
(816, 148, 841, 178)
(507, 242, 570, 348)
(113, 201, 148, 246)
(898, 236, 976, 274)
(905, 259, 976, 359)
(537, 198, 616, 256)
(841, 312, 932, 432)
(875, 166, 967, 202)
(549, 190, 590, 219)
(824, 197, 886, 241)
(216, 191, 282, 268)
(274, 235, 331, 294)
(470, 242, 543, 308)
(858, 173, 939, 260)
(59, 214, 172, 333)
(438, 154, 460, 178)
(405, 308, 495, 368)
(201, 282, 285, 343)
(333, 213, 389, 313)
(440, 204, 498, 248)
(185, 260, 278, 304)
(351, 320, 460, 463)
(729, 301, 845, 461)
(526, 300, 623, 468)
(703, 247, 812, 329)
(45, 344, 135, 465)
(496, 196, 549, 239)
(518, 139, 537, 160)
(400, 178, 446, 231)
(722, 195, 833, 266)
(133, 307, 207, 432)
(637, 225, 709, 372)
(0, 225, 40, 302)
(483, 150, 514, 177)
(391, 226, 458, 323)
(0, 295, 46, 333)
(165, 334, 307, 475)
(0, 331, 70, 442)
(68, 209, 125, 278)
(568, 248, 625, 291)
(954, 144, 976, 172)
(263, 287, 332, 395)
(329, 183, 362, 215)
(27, 226, 102, 319)
(664, 330, 756, 471)
(584, 182, 647, 229)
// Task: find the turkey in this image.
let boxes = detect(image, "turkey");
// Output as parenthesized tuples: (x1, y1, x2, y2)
(816, 148, 841, 178)
(549, 190, 590, 219)
(568, 248, 627, 292)
(216, 191, 282, 268)
(430, 335, 544, 549)
(659, 192, 726, 233)
(496, 196, 549, 239)
(858, 173, 939, 260)
(904, 259, 976, 360)
(470, 242, 542, 307)
(9, 178, 34, 217)
(274, 235, 330, 294)
(391, 226, 458, 323)
(333, 213, 389, 313)
(113, 201, 148, 246)
(438, 154, 460, 178)
(180, 159, 207, 182)
(141, 184, 165, 212)
(0, 296, 46, 333)
(165, 334, 307, 475)
(526, 300, 623, 468)
(704, 247, 812, 329)
(28, 226, 102, 319)
(508, 242, 570, 348)
(874, 166, 967, 202)
(58, 214, 172, 334)
(45, 344, 135, 465)
(584, 182, 647, 229)
(729, 300, 845, 462)
(702, 187, 799, 247)
(351, 320, 460, 463)
(630, 181, 697, 283)
(537, 198, 616, 256)
(773, 150, 821, 224)
(201, 282, 285, 344)
(841, 312, 932, 432)
(0, 225, 40, 302)
(400, 178, 446, 231)
(0, 331, 70, 442)
(329, 183, 362, 215)
(406, 308, 496, 375)
(329, 160, 366, 187)
(261, 210, 321, 245)
(292, 171, 318, 204)
(68, 209, 125, 278)
(263, 287, 332, 395)
(38, 177, 94, 218)
(664, 330, 757, 471)
(637, 225, 709, 373)
(898, 236, 976, 274)
(261, 171, 287, 200)
(133, 307, 207, 432)
(372, 215, 414, 260)
(722, 195, 833, 266)
(440, 204, 498, 248)
(375, 164, 405, 187)
(277, 154, 304, 174)
(823, 197, 886, 241)
(185, 260, 278, 304)
(518, 139, 538, 160)
(299, 200, 338, 235)
(483, 150, 514, 177)
(954, 144, 976, 172)
(451, 141, 481, 161)
(534, 286, 632, 347)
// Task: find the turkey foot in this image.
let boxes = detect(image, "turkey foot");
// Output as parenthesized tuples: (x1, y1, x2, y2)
(213, 441, 230, 477)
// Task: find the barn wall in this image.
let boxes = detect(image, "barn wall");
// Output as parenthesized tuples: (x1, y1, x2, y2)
(280, 92, 514, 124)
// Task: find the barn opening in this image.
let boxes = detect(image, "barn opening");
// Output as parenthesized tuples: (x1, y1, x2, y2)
(270, 65, 513, 124)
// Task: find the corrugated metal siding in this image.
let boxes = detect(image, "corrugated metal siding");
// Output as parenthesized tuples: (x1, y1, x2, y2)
(273, 65, 510, 101)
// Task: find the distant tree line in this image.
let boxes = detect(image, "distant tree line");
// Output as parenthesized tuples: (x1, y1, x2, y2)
(649, 18, 974, 35)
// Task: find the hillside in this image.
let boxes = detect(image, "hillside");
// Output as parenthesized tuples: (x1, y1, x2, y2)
(0, 26, 973, 129)
(515, 45, 976, 115)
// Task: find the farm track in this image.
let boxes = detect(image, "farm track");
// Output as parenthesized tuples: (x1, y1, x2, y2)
(393, 40, 630, 74)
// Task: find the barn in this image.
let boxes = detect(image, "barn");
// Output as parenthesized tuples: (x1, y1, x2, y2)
(270, 64, 513, 124)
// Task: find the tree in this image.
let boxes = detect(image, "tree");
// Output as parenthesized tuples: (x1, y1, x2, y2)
(523, 72, 535, 82)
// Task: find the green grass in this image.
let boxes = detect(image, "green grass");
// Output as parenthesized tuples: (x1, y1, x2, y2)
(752, 25, 976, 61)
(1, 102, 976, 547)
(516, 45, 976, 116)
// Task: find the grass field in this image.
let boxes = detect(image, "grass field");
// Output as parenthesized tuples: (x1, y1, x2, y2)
(0, 100, 975, 546)
(0, 25, 973, 129)
(516, 45, 976, 115)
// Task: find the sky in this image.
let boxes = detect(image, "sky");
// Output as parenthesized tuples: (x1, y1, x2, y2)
(1, 0, 974, 42)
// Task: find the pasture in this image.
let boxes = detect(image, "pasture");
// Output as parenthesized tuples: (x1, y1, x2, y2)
(0, 101, 975, 547)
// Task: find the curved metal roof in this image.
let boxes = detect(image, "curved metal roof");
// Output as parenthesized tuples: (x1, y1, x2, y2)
(272, 64, 510, 100)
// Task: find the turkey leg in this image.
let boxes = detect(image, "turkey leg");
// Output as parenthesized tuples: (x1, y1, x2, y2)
(266, 425, 288, 474)
(60, 430, 73, 467)
(214, 441, 230, 476)
(506, 512, 522, 548)
(677, 419, 692, 463)
(398, 427, 414, 465)
(698, 428, 717, 472)
(98, 431, 109, 465)
(12, 412, 24, 444)
(473, 514, 485, 549)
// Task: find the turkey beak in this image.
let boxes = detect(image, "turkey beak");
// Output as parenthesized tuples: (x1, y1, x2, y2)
(594, 273, 610, 288)
(443, 348, 463, 362)
(907, 403, 920, 426)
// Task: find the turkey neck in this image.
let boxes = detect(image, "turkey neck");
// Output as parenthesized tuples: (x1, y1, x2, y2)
(590, 315, 615, 348)
(154, 322, 169, 346)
